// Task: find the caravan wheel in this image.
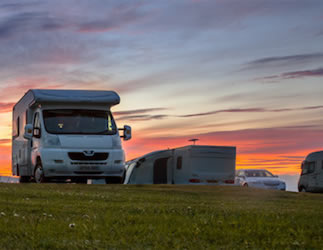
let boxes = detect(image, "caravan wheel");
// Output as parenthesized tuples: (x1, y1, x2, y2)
(19, 176, 30, 183)
(34, 164, 48, 183)
(105, 177, 122, 184)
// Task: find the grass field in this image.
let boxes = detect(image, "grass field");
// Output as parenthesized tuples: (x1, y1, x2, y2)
(0, 184, 322, 249)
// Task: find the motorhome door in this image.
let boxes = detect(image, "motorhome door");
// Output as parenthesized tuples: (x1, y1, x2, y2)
(153, 157, 168, 184)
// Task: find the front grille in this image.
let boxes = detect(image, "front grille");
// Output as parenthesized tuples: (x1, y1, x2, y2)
(74, 171, 103, 175)
(71, 162, 107, 165)
(68, 152, 109, 161)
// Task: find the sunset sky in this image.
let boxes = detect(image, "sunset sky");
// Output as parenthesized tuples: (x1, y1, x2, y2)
(0, 0, 323, 176)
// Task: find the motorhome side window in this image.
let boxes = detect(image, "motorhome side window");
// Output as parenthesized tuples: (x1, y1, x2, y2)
(34, 113, 40, 128)
(302, 161, 316, 175)
(42, 109, 117, 135)
(177, 156, 182, 169)
(308, 162, 315, 174)
(14, 117, 20, 137)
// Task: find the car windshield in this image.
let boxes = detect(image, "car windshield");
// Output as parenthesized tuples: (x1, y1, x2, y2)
(245, 170, 274, 177)
(43, 109, 117, 135)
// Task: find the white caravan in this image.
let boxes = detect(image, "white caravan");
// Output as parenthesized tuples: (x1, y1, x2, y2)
(124, 145, 236, 185)
(298, 151, 323, 192)
(12, 89, 131, 183)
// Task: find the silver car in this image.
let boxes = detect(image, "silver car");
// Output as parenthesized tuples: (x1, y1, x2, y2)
(235, 169, 286, 191)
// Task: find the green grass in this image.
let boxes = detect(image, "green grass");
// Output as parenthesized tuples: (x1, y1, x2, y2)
(0, 184, 322, 249)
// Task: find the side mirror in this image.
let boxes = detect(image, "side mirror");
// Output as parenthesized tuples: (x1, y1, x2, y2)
(33, 127, 41, 138)
(119, 125, 131, 141)
(24, 124, 33, 139)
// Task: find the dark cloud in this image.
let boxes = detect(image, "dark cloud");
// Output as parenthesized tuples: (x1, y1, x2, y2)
(180, 108, 266, 118)
(78, 4, 145, 33)
(114, 108, 168, 116)
(255, 67, 323, 82)
(245, 53, 323, 69)
(117, 114, 168, 121)
(114, 107, 170, 121)
(0, 12, 64, 39)
(180, 105, 323, 118)
(0, 2, 41, 11)
(280, 68, 323, 79)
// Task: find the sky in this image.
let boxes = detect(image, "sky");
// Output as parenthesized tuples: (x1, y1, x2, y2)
(0, 0, 323, 176)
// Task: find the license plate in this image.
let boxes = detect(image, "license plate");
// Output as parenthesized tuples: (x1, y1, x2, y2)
(79, 166, 99, 171)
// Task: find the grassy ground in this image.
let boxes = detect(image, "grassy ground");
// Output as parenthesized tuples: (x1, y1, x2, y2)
(0, 184, 322, 249)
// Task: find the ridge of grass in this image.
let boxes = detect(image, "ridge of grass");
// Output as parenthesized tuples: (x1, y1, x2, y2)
(0, 184, 322, 249)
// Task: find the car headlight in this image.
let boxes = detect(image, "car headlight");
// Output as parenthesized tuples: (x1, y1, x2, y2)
(44, 135, 61, 147)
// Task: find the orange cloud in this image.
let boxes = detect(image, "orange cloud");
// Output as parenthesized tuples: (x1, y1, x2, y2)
(123, 126, 323, 174)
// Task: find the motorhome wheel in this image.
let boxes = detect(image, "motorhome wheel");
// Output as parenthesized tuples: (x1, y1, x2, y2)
(19, 176, 30, 183)
(34, 164, 47, 183)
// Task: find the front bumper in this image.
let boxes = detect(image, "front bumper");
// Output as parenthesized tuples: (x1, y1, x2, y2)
(248, 182, 286, 190)
(40, 148, 125, 178)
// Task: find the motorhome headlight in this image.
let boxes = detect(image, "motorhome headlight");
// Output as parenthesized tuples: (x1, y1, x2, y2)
(112, 135, 122, 149)
(44, 135, 61, 147)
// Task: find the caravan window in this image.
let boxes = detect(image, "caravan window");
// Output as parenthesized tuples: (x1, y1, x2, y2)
(176, 156, 182, 169)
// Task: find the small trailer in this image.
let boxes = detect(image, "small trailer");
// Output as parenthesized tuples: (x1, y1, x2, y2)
(124, 145, 236, 185)
(12, 89, 131, 183)
(298, 151, 323, 192)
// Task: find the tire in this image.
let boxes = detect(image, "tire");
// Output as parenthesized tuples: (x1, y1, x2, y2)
(299, 186, 307, 192)
(34, 163, 48, 183)
(73, 177, 88, 184)
(19, 176, 30, 183)
(105, 176, 122, 184)
(243, 183, 248, 187)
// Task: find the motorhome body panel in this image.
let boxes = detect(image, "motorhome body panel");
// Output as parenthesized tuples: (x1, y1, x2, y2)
(12, 89, 126, 182)
(298, 151, 323, 192)
(30, 89, 120, 106)
(12, 91, 35, 176)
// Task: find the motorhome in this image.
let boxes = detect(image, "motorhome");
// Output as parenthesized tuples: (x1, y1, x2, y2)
(124, 145, 236, 185)
(12, 89, 131, 183)
(298, 151, 323, 192)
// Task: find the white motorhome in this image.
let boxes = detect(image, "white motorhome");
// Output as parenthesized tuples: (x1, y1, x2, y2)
(298, 151, 323, 192)
(124, 145, 236, 185)
(12, 89, 131, 183)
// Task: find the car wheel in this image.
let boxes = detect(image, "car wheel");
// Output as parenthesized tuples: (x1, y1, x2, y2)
(34, 163, 47, 183)
(243, 183, 248, 187)
(299, 186, 307, 192)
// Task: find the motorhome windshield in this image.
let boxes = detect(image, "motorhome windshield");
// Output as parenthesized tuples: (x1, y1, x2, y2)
(43, 109, 117, 135)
